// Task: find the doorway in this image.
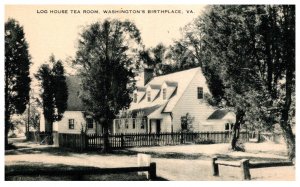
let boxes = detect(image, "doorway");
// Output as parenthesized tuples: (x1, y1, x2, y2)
(156, 119, 161, 134)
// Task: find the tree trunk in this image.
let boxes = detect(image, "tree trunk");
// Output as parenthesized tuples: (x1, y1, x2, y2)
(5, 120, 10, 149)
(280, 5, 295, 162)
(280, 57, 295, 161)
(101, 119, 110, 153)
(230, 109, 244, 150)
(45, 118, 53, 133)
(279, 120, 295, 161)
(44, 118, 53, 145)
(5, 111, 11, 149)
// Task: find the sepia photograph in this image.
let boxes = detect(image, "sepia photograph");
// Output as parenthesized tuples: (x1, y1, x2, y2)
(3, 2, 296, 182)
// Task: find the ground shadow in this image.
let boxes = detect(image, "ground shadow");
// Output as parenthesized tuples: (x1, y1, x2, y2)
(5, 162, 168, 181)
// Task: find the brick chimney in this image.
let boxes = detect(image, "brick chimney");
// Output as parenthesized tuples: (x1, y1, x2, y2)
(143, 68, 154, 86)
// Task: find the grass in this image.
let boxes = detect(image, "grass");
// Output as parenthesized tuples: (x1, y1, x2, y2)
(5, 162, 166, 181)
(112, 149, 288, 162)
(6, 138, 292, 181)
(6, 141, 288, 163)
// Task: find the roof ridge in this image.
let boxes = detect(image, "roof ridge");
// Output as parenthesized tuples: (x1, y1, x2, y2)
(153, 67, 200, 79)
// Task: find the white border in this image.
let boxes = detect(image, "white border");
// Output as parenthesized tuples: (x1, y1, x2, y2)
(1, 1, 299, 187)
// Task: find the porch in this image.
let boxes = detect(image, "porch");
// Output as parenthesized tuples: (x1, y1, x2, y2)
(112, 118, 163, 134)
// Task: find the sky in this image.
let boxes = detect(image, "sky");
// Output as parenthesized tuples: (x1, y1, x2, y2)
(5, 5, 205, 77)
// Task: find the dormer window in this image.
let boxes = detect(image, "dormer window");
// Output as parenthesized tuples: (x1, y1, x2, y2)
(197, 87, 203, 99)
(162, 88, 167, 100)
(133, 93, 137, 103)
(147, 91, 151, 102)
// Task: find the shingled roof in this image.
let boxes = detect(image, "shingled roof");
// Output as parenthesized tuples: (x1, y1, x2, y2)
(131, 105, 162, 117)
(129, 67, 202, 113)
(207, 109, 230, 120)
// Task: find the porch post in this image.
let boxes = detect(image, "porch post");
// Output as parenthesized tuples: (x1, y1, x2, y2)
(147, 118, 151, 133)
(112, 119, 115, 135)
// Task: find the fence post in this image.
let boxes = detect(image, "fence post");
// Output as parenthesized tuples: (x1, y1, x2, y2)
(138, 153, 151, 177)
(80, 133, 84, 152)
(240, 159, 251, 180)
(121, 133, 124, 148)
(85, 134, 88, 151)
(211, 156, 219, 176)
(149, 162, 156, 180)
(180, 131, 183, 144)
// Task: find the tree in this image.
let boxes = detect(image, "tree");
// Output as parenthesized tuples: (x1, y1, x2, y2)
(74, 19, 142, 152)
(5, 18, 31, 148)
(35, 55, 68, 134)
(180, 113, 195, 132)
(198, 5, 295, 159)
(138, 43, 171, 76)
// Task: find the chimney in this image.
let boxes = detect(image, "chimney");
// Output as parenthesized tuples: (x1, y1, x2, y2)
(143, 68, 154, 86)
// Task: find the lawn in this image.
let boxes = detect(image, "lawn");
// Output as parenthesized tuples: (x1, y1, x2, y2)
(5, 137, 295, 181)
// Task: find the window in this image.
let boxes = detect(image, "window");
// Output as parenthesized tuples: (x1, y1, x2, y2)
(87, 118, 93, 129)
(116, 120, 120, 129)
(125, 119, 129, 129)
(69, 119, 74, 129)
(132, 119, 136, 129)
(133, 93, 137, 103)
(225, 123, 229, 131)
(141, 118, 146, 129)
(162, 88, 167, 100)
(197, 87, 203, 99)
(147, 91, 151, 102)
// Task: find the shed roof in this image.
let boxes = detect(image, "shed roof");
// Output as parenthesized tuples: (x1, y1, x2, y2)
(131, 105, 162, 117)
(207, 109, 230, 120)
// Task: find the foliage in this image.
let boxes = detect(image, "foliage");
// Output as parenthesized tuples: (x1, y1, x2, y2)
(35, 55, 68, 130)
(5, 18, 31, 146)
(197, 5, 295, 158)
(74, 19, 142, 151)
(180, 113, 194, 132)
(138, 43, 171, 76)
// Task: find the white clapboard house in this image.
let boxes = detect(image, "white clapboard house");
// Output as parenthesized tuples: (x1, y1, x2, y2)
(40, 67, 235, 135)
(113, 67, 236, 134)
(39, 76, 101, 134)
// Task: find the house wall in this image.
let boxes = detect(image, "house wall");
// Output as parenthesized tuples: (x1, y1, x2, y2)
(161, 114, 172, 132)
(148, 114, 172, 133)
(57, 111, 96, 134)
(200, 120, 230, 131)
(199, 113, 236, 131)
(171, 70, 216, 132)
(113, 118, 148, 134)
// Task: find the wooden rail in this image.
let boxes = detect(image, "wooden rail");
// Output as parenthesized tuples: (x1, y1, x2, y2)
(6, 162, 157, 180)
(212, 156, 293, 180)
(249, 161, 294, 169)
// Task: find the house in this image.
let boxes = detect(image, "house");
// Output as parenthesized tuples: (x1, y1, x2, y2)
(113, 67, 236, 134)
(39, 67, 236, 136)
(39, 76, 102, 135)
(201, 109, 236, 131)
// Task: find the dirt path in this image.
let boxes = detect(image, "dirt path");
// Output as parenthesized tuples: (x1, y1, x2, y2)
(5, 138, 295, 181)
